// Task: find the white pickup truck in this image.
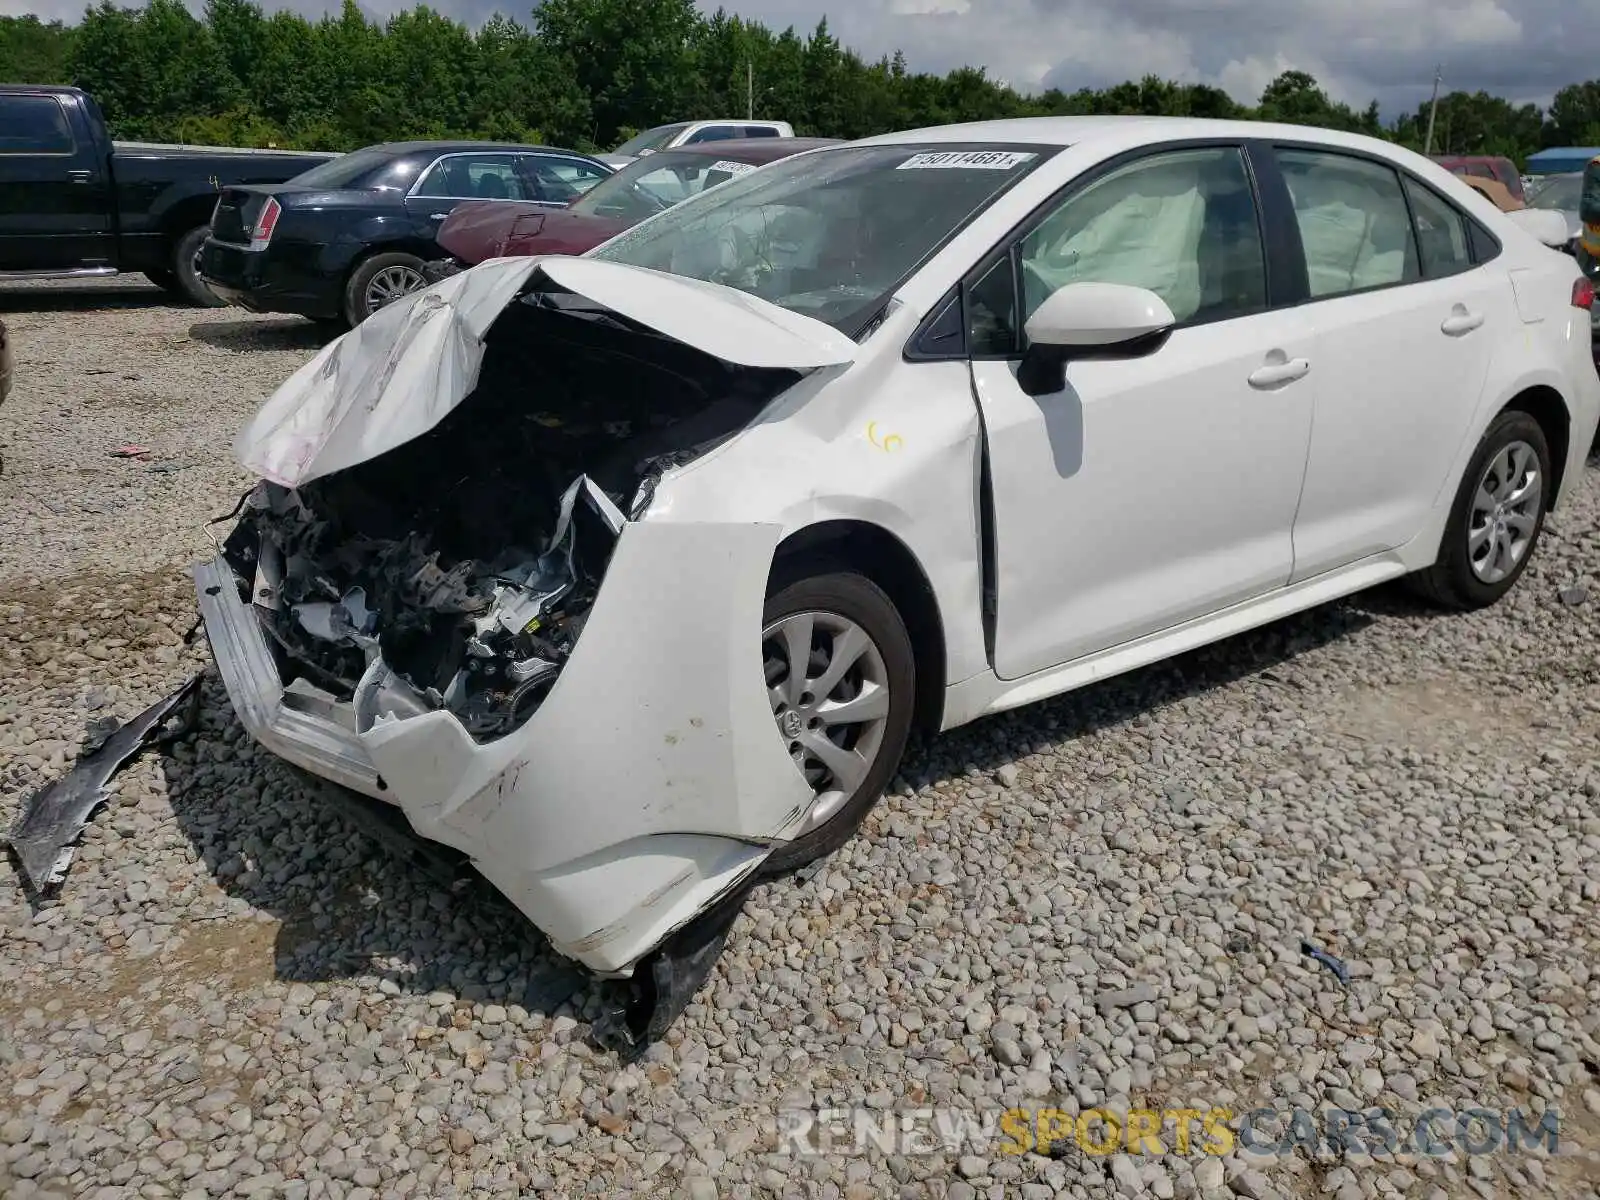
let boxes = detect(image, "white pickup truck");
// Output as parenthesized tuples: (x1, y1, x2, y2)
(598, 119, 795, 167)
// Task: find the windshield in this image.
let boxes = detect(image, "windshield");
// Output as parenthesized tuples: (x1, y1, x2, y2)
(288, 147, 397, 189)
(1527, 174, 1582, 211)
(590, 143, 1055, 332)
(611, 124, 688, 157)
(570, 150, 760, 224)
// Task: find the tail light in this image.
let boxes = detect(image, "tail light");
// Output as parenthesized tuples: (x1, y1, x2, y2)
(1574, 276, 1595, 310)
(249, 197, 282, 252)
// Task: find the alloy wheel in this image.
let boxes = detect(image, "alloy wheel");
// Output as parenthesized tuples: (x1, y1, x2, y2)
(762, 610, 891, 837)
(364, 264, 425, 314)
(1468, 439, 1541, 584)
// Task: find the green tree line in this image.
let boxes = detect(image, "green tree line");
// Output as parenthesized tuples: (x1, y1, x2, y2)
(3, 1, 1599, 161)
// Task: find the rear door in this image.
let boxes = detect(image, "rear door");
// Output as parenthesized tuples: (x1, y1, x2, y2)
(1269, 146, 1505, 580)
(0, 92, 114, 271)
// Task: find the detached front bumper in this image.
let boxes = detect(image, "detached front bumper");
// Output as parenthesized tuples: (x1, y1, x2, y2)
(193, 517, 814, 976)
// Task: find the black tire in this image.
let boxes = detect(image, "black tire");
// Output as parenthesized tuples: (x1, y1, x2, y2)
(343, 252, 427, 326)
(171, 225, 226, 307)
(1410, 409, 1552, 609)
(759, 569, 916, 874)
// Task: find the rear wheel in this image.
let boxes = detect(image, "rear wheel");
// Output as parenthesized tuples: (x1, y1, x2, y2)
(344, 252, 427, 326)
(759, 570, 915, 873)
(1410, 409, 1551, 609)
(171, 225, 226, 307)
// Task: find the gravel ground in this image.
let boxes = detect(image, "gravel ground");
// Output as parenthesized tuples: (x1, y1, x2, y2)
(1, 277, 1599, 1200)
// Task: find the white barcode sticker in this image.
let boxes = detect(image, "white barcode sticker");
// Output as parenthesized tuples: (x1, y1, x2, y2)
(706, 160, 757, 175)
(897, 150, 1037, 171)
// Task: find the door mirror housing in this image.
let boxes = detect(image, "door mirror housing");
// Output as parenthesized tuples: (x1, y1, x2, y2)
(1017, 282, 1176, 396)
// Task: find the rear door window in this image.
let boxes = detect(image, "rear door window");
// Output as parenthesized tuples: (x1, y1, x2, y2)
(0, 95, 75, 155)
(1276, 149, 1419, 298)
(1403, 178, 1473, 278)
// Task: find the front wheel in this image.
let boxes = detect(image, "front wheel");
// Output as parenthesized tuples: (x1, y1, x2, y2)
(344, 252, 427, 326)
(759, 570, 916, 873)
(1411, 409, 1552, 609)
(171, 225, 227, 307)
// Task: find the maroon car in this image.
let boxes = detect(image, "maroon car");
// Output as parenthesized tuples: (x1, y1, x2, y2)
(424, 137, 839, 280)
(1430, 154, 1526, 204)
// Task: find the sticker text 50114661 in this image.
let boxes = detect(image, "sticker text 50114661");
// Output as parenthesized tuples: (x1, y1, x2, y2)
(896, 150, 1038, 171)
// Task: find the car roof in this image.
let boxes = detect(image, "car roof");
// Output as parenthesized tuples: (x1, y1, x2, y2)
(847, 116, 1420, 160)
(663, 137, 840, 163)
(365, 140, 600, 160)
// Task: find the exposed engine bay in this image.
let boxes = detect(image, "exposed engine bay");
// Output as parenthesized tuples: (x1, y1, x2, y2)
(217, 287, 800, 742)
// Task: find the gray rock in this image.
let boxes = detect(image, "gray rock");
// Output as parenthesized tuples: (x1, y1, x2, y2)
(1096, 984, 1158, 1015)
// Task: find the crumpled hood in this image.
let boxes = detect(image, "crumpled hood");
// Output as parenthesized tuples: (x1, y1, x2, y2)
(234, 255, 859, 489)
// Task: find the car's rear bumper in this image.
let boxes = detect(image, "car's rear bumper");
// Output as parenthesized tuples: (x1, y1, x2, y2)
(192, 516, 812, 975)
(200, 239, 342, 321)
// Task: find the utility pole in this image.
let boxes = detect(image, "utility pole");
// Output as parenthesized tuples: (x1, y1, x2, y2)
(1423, 65, 1442, 154)
(747, 61, 754, 120)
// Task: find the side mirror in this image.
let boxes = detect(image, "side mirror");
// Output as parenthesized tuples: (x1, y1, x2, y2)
(1017, 282, 1176, 396)
(1505, 208, 1572, 249)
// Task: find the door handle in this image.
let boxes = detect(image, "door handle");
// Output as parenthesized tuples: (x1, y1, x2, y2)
(429, 212, 451, 221)
(1247, 357, 1311, 389)
(67, 169, 92, 183)
(1441, 307, 1484, 336)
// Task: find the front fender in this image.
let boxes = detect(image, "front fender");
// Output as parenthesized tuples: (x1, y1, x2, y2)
(358, 517, 814, 971)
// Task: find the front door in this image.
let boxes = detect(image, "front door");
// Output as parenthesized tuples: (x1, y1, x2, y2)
(0, 92, 114, 271)
(967, 145, 1317, 679)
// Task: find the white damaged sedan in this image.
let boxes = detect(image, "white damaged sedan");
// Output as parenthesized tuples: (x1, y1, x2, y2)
(197, 118, 1600, 992)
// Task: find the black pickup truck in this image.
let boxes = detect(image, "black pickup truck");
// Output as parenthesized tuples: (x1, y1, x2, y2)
(0, 85, 337, 305)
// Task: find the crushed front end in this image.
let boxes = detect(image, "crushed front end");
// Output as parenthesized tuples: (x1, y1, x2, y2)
(193, 259, 829, 980)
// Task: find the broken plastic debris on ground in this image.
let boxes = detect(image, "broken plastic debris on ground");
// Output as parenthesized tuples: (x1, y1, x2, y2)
(5, 673, 201, 894)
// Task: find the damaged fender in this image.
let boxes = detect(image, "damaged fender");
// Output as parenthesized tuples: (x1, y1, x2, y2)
(197, 515, 814, 975)
(359, 517, 815, 974)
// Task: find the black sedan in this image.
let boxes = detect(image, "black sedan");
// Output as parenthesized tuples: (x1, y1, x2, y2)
(199, 141, 613, 327)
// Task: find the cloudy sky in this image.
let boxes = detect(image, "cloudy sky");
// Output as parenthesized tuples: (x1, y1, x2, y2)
(3, 0, 1585, 117)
